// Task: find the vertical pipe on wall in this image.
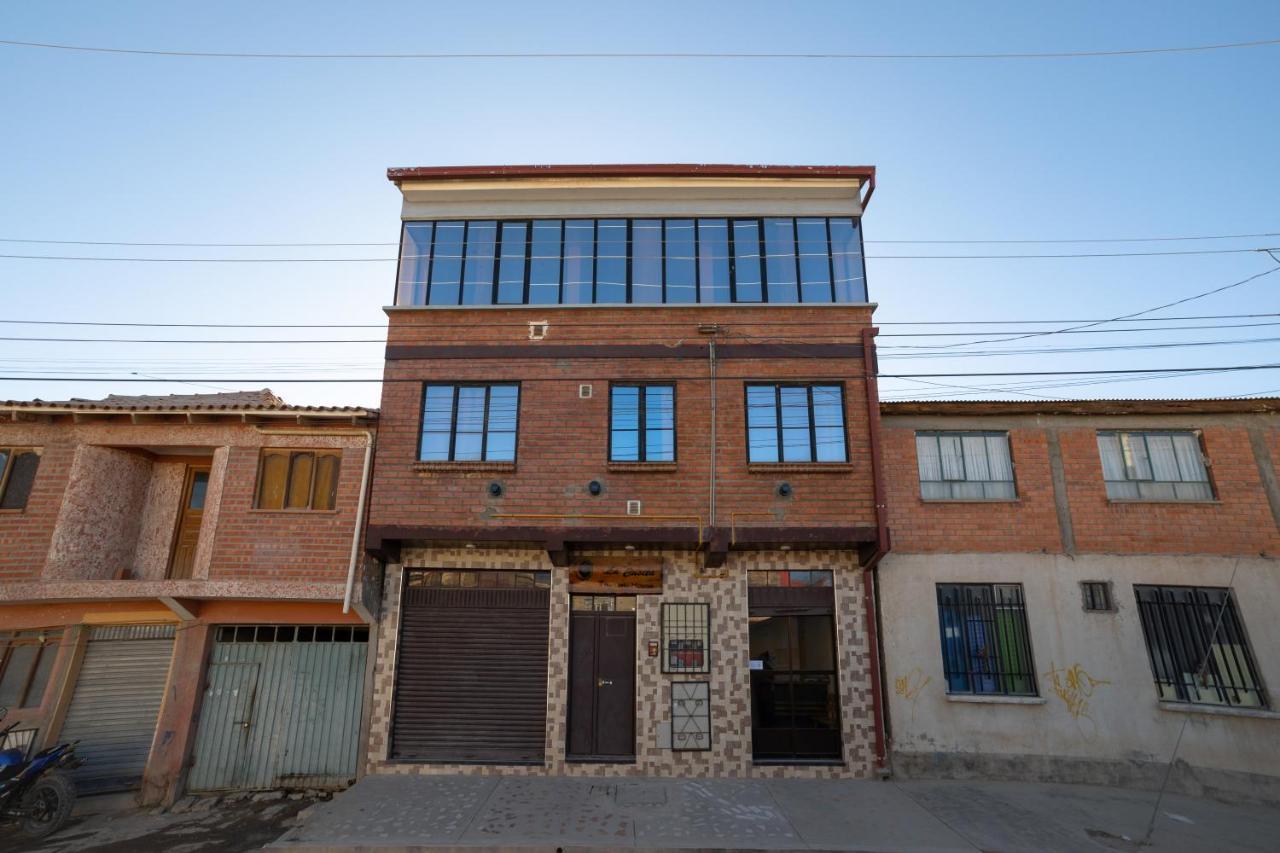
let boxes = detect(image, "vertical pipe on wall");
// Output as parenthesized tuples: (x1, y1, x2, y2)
(343, 431, 376, 615)
(860, 325, 890, 773)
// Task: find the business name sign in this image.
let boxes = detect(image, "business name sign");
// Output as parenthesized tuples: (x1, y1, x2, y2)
(568, 557, 663, 594)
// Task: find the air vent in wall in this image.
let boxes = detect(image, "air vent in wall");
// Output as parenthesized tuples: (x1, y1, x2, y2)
(579, 384, 593, 399)
(627, 500, 642, 516)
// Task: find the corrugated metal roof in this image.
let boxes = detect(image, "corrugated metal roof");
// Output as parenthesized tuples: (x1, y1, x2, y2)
(880, 398, 1280, 416)
(387, 163, 876, 182)
(0, 389, 376, 415)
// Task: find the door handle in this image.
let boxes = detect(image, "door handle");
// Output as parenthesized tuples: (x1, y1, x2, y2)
(596, 679, 613, 687)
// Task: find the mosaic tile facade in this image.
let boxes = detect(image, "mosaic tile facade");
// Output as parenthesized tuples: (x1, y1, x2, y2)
(366, 546, 876, 779)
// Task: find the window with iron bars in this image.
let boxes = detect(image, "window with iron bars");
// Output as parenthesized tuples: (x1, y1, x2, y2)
(1134, 585, 1267, 709)
(936, 584, 1037, 696)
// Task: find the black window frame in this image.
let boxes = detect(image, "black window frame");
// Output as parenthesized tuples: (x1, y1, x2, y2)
(392, 217, 868, 307)
(417, 382, 521, 463)
(1081, 581, 1114, 613)
(935, 583, 1038, 697)
(0, 447, 40, 511)
(744, 382, 849, 464)
(608, 383, 677, 463)
(1134, 584, 1268, 709)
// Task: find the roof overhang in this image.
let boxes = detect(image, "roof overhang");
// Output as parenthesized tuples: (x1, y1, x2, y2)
(387, 163, 875, 220)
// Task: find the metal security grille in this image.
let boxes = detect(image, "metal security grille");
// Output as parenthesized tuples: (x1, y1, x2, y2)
(936, 584, 1037, 697)
(1081, 582, 1114, 612)
(392, 570, 550, 763)
(661, 603, 710, 674)
(1134, 585, 1267, 708)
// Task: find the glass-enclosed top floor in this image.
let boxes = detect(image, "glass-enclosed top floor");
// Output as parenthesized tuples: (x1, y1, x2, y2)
(394, 217, 866, 307)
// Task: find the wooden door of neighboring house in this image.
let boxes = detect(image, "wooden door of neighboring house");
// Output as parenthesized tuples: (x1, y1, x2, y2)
(168, 466, 210, 580)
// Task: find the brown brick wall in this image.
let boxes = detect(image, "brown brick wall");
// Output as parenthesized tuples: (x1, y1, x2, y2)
(1060, 424, 1280, 555)
(371, 305, 877, 533)
(882, 416, 1280, 556)
(0, 419, 372, 585)
(883, 425, 1062, 554)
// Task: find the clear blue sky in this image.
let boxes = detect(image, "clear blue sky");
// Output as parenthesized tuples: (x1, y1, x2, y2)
(2, 1, 1278, 408)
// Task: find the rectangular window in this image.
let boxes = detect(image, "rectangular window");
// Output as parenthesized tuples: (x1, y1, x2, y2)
(0, 448, 40, 510)
(1097, 431, 1213, 501)
(528, 220, 562, 305)
(427, 220, 465, 305)
(1135, 585, 1266, 708)
(664, 219, 697, 303)
(419, 384, 520, 462)
(731, 219, 764, 302)
(936, 584, 1037, 696)
(696, 219, 731, 304)
(396, 222, 433, 306)
(796, 217, 833, 303)
(496, 221, 528, 304)
(0, 631, 61, 709)
(595, 219, 628, 304)
(394, 217, 870, 307)
(1081, 581, 1114, 612)
(461, 220, 497, 306)
(745, 384, 846, 463)
(662, 602, 710, 673)
(762, 218, 799, 303)
(561, 219, 595, 304)
(255, 449, 341, 510)
(610, 385, 675, 462)
(916, 432, 1016, 500)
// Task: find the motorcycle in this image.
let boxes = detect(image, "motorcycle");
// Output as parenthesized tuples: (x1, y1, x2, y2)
(0, 707, 81, 839)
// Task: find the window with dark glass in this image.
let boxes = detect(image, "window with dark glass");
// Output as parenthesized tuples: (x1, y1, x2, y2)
(0, 448, 40, 510)
(610, 384, 675, 462)
(936, 583, 1036, 696)
(1097, 430, 1213, 501)
(0, 630, 60, 709)
(255, 449, 341, 510)
(1134, 585, 1266, 708)
(394, 217, 868, 306)
(745, 384, 846, 463)
(419, 384, 520, 462)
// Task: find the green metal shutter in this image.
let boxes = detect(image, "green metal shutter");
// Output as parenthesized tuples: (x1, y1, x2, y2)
(187, 626, 367, 792)
(59, 625, 176, 793)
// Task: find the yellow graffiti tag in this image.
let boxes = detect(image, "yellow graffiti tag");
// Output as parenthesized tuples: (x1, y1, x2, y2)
(894, 668, 932, 722)
(1043, 661, 1111, 732)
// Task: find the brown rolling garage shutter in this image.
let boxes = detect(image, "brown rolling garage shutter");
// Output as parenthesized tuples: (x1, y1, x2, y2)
(392, 587, 549, 763)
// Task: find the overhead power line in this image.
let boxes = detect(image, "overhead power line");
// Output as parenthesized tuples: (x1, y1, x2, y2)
(1, 365, 1278, 383)
(2, 247, 1277, 262)
(4, 230, 1280, 247)
(4, 36, 1280, 61)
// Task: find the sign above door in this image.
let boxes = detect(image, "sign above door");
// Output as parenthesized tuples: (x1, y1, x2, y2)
(568, 556, 663, 594)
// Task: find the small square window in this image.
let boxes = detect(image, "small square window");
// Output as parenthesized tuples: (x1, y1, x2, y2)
(1081, 581, 1114, 612)
(662, 602, 711, 673)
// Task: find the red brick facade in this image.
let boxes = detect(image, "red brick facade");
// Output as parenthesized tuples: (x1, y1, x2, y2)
(370, 305, 879, 544)
(881, 406, 1280, 556)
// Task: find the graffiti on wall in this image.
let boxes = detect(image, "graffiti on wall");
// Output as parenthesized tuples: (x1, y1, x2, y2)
(894, 667, 932, 722)
(1043, 661, 1110, 739)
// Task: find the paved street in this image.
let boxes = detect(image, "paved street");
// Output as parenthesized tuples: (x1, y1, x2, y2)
(270, 774, 1280, 852)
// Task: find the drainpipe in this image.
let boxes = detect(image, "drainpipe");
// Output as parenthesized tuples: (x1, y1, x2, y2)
(860, 325, 890, 775)
(706, 332, 718, 528)
(343, 431, 376, 615)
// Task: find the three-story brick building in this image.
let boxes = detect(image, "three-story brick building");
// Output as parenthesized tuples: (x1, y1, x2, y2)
(364, 164, 889, 777)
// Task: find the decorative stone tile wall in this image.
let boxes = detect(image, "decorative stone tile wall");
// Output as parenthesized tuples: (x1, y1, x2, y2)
(366, 546, 876, 779)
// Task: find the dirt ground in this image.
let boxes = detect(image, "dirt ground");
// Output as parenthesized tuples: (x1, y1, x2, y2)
(0, 790, 330, 853)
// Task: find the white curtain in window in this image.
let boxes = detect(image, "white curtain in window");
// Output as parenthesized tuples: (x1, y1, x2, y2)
(1172, 433, 1208, 482)
(916, 435, 942, 481)
(961, 435, 991, 480)
(1121, 433, 1153, 480)
(1097, 433, 1127, 481)
(1147, 434, 1181, 481)
(985, 435, 1014, 481)
(939, 435, 965, 480)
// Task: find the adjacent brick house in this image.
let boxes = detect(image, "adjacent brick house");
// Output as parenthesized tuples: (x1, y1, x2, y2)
(0, 390, 377, 804)
(364, 164, 889, 778)
(877, 399, 1280, 802)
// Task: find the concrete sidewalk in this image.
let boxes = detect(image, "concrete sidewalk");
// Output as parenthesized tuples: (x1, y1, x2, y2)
(269, 774, 1280, 852)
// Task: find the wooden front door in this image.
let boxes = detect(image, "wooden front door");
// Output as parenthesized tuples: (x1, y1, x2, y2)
(568, 599, 636, 759)
(168, 466, 210, 579)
